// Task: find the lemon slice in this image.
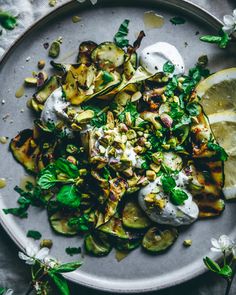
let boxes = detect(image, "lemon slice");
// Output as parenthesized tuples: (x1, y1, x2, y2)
(196, 69, 236, 200)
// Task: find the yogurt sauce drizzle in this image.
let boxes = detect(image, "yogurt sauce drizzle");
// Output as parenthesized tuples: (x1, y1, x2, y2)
(140, 41, 185, 76)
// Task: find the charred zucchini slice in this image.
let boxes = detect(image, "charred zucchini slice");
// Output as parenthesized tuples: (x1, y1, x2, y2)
(10, 129, 40, 173)
(194, 197, 225, 218)
(34, 76, 59, 104)
(142, 227, 178, 253)
(49, 211, 79, 236)
(91, 42, 125, 70)
(84, 233, 112, 256)
(122, 201, 151, 229)
(77, 41, 97, 65)
(205, 161, 224, 188)
(98, 216, 130, 239)
(115, 238, 141, 251)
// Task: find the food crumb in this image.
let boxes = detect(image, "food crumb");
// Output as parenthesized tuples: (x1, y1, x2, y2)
(40, 239, 53, 249)
(183, 239, 192, 247)
(72, 16, 82, 23)
(0, 136, 8, 144)
(1, 100, 5, 104)
(26, 56, 31, 62)
(20, 109, 24, 113)
(2, 113, 10, 121)
(43, 42, 49, 50)
(49, 0, 57, 7)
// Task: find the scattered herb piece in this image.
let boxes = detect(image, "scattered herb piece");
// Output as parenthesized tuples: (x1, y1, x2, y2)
(68, 214, 90, 232)
(165, 76, 178, 97)
(118, 102, 139, 123)
(114, 19, 130, 48)
(72, 16, 81, 23)
(57, 185, 81, 208)
(186, 102, 201, 116)
(163, 61, 175, 74)
(170, 16, 186, 25)
(43, 42, 49, 50)
(27, 230, 42, 240)
(0, 11, 17, 30)
(197, 55, 208, 68)
(200, 30, 230, 49)
(161, 175, 176, 193)
(207, 142, 228, 161)
(65, 247, 82, 256)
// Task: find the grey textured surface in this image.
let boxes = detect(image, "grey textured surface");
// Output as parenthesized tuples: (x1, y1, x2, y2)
(0, 0, 235, 294)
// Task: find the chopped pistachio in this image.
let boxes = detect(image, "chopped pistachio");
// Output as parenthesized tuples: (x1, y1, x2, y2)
(24, 77, 37, 86)
(123, 167, 133, 177)
(168, 137, 178, 148)
(146, 170, 156, 181)
(40, 239, 53, 249)
(133, 145, 143, 154)
(150, 163, 161, 173)
(0, 136, 8, 144)
(173, 96, 179, 104)
(79, 168, 87, 176)
(126, 129, 137, 140)
(162, 143, 170, 150)
(131, 91, 142, 102)
(152, 152, 163, 164)
(161, 94, 167, 102)
(49, 40, 61, 58)
(74, 110, 94, 124)
(183, 239, 192, 247)
(67, 156, 77, 165)
(145, 141, 151, 148)
(137, 131, 143, 136)
(125, 112, 132, 127)
(121, 134, 127, 143)
(38, 60, 45, 69)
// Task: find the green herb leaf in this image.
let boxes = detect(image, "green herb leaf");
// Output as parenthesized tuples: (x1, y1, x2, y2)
(207, 142, 228, 161)
(37, 170, 57, 189)
(186, 102, 201, 116)
(219, 265, 233, 278)
(170, 189, 188, 205)
(27, 230, 42, 240)
(65, 247, 81, 256)
(102, 71, 114, 84)
(48, 272, 70, 295)
(0, 288, 7, 295)
(165, 76, 178, 97)
(170, 16, 186, 25)
(52, 261, 82, 273)
(57, 185, 81, 208)
(200, 35, 222, 44)
(161, 176, 176, 193)
(200, 30, 230, 49)
(0, 11, 17, 30)
(55, 158, 79, 178)
(163, 61, 175, 74)
(203, 256, 221, 273)
(114, 19, 130, 48)
(3, 205, 28, 218)
(68, 214, 90, 232)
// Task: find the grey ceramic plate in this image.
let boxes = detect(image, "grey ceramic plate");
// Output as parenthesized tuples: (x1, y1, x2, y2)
(0, 0, 236, 293)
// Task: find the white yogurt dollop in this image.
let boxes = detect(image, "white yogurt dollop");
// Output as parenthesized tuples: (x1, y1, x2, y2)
(140, 42, 185, 76)
(41, 87, 69, 124)
(138, 172, 199, 226)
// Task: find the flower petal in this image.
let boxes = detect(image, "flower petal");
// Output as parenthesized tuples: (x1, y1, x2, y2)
(211, 238, 220, 249)
(219, 235, 232, 250)
(222, 25, 234, 35)
(26, 246, 37, 257)
(5, 289, 14, 295)
(233, 9, 236, 18)
(18, 252, 30, 261)
(90, 0, 98, 4)
(35, 247, 50, 261)
(223, 15, 235, 26)
(210, 247, 221, 252)
(25, 258, 35, 265)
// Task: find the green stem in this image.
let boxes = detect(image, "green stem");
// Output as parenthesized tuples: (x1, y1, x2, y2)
(225, 278, 232, 295)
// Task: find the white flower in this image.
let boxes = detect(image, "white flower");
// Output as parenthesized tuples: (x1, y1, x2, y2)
(77, 0, 97, 5)
(222, 9, 236, 35)
(43, 256, 58, 268)
(18, 246, 50, 265)
(3, 290, 14, 295)
(211, 235, 234, 253)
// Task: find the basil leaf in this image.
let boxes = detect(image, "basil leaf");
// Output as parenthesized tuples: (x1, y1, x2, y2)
(0, 288, 7, 295)
(68, 214, 90, 232)
(200, 35, 222, 44)
(219, 265, 233, 278)
(65, 247, 81, 256)
(165, 76, 178, 97)
(203, 256, 221, 273)
(200, 30, 230, 49)
(37, 171, 57, 189)
(0, 11, 17, 30)
(170, 16, 186, 25)
(55, 158, 79, 178)
(163, 61, 175, 74)
(3, 205, 28, 218)
(52, 261, 82, 273)
(114, 19, 130, 48)
(170, 189, 188, 205)
(57, 185, 81, 208)
(219, 30, 230, 49)
(207, 142, 228, 161)
(27, 230, 42, 240)
(48, 272, 70, 295)
(118, 102, 139, 123)
(161, 176, 176, 193)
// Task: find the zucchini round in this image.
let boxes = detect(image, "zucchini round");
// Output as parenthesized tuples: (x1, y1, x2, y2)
(84, 233, 112, 256)
(98, 216, 130, 239)
(49, 211, 79, 236)
(77, 41, 97, 65)
(115, 238, 141, 251)
(122, 201, 151, 229)
(91, 42, 125, 70)
(142, 227, 178, 253)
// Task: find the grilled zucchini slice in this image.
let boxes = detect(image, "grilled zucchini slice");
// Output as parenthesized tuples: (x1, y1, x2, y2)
(115, 237, 141, 251)
(122, 201, 151, 229)
(77, 41, 97, 65)
(84, 233, 112, 256)
(49, 210, 79, 236)
(91, 42, 125, 70)
(10, 129, 40, 173)
(142, 227, 178, 253)
(34, 76, 59, 104)
(98, 216, 130, 239)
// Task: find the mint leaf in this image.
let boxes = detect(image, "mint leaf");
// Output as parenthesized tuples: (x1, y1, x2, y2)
(57, 185, 81, 208)
(37, 170, 57, 189)
(207, 142, 228, 161)
(170, 16, 186, 25)
(200, 30, 230, 49)
(55, 158, 79, 178)
(186, 102, 201, 116)
(52, 261, 82, 273)
(165, 76, 178, 97)
(0, 11, 17, 30)
(170, 189, 188, 205)
(48, 272, 70, 295)
(114, 19, 130, 48)
(163, 61, 175, 74)
(68, 214, 90, 232)
(161, 176, 176, 193)
(27, 230, 42, 240)
(65, 247, 81, 256)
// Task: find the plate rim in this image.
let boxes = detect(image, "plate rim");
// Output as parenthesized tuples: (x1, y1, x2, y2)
(0, 0, 225, 293)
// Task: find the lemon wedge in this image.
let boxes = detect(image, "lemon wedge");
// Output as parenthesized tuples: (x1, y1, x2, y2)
(196, 68, 236, 200)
